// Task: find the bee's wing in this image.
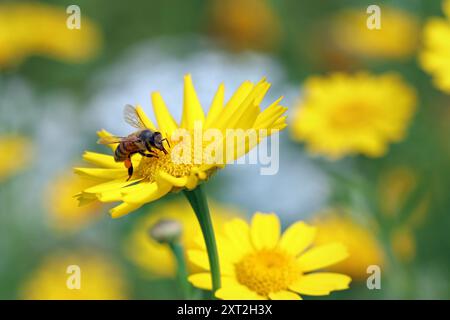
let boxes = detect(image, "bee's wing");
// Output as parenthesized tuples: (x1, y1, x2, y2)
(124, 104, 147, 129)
(97, 136, 125, 145)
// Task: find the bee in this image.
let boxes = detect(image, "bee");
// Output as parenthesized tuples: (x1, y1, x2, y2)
(98, 104, 170, 181)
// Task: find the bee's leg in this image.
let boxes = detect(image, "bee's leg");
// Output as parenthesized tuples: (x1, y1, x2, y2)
(139, 151, 158, 158)
(124, 158, 133, 181)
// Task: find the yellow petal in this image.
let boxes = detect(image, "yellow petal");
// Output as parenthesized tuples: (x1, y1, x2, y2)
(185, 174, 199, 190)
(215, 81, 254, 130)
(187, 248, 235, 276)
(135, 104, 157, 130)
(110, 202, 142, 218)
(289, 273, 351, 296)
(215, 284, 266, 300)
(97, 188, 123, 202)
(223, 218, 252, 255)
(157, 170, 188, 187)
(205, 83, 225, 129)
(181, 74, 205, 130)
(83, 178, 139, 194)
(250, 212, 280, 250)
(219, 80, 267, 130)
(279, 221, 317, 256)
(187, 249, 210, 271)
(97, 129, 118, 151)
(187, 273, 213, 290)
(82, 151, 122, 168)
(151, 92, 178, 135)
(296, 243, 349, 272)
(74, 167, 127, 180)
(269, 290, 302, 300)
(188, 274, 242, 292)
(121, 181, 170, 204)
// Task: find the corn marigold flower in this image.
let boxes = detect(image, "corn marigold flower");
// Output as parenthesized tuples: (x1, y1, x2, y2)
(74, 75, 287, 218)
(21, 253, 127, 299)
(0, 2, 101, 67)
(125, 200, 240, 277)
(188, 212, 351, 300)
(312, 211, 385, 280)
(46, 171, 103, 232)
(0, 135, 32, 181)
(329, 7, 419, 60)
(291, 72, 417, 159)
(419, 0, 450, 93)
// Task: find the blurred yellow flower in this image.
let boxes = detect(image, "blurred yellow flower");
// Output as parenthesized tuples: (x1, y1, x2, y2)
(312, 211, 385, 280)
(188, 212, 351, 300)
(126, 200, 240, 277)
(21, 253, 127, 299)
(209, 0, 281, 51)
(391, 227, 416, 263)
(75, 75, 287, 218)
(0, 135, 32, 181)
(0, 2, 101, 68)
(291, 73, 417, 159)
(46, 171, 103, 232)
(330, 7, 419, 60)
(378, 167, 429, 226)
(420, 0, 450, 93)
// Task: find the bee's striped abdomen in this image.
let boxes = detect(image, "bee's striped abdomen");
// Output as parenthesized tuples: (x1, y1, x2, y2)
(114, 141, 133, 161)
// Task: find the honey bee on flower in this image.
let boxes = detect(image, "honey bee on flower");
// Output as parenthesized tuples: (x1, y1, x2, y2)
(74, 75, 287, 218)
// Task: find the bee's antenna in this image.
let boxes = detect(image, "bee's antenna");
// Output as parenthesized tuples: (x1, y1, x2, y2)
(162, 138, 170, 148)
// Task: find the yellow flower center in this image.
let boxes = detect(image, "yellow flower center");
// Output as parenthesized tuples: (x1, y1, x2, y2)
(134, 148, 193, 183)
(330, 102, 376, 130)
(235, 249, 301, 297)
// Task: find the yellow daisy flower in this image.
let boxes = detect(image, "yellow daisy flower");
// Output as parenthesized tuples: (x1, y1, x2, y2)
(330, 7, 419, 60)
(312, 211, 385, 280)
(188, 212, 351, 300)
(291, 72, 417, 159)
(45, 171, 103, 232)
(125, 200, 240, 277)
(0, 135, 32, 181)
(0, 2, 101, 68)
(419, 0, 450, 93)
(21, 253, 127, 299)
(75, 75, 287, 218)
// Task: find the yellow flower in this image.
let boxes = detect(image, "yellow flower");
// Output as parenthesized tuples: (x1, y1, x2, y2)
(390, 227, 416, 263)
(209, 0, 281, 51)
(0, 135, 32, 181)
(45, 171, 104, 232)
(75, 75, 287, 218)
(291, 73, 416, 159)
(378, 166, 430, 229)
(126, 200, 240, 277)
(312, 211, 385, 280)
(419, 0, 450, 93)
(0, 2, 101, 67)
(188, 212, 351, 300)
(21, 253, 127, 299)
(330, 7, 419, 60)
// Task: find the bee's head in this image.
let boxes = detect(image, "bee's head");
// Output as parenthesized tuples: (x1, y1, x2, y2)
(140, 130, 168, 154)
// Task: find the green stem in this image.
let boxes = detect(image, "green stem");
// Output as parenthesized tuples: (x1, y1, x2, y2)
(183, 184, 221, 295)
(168, 241, 191, 299)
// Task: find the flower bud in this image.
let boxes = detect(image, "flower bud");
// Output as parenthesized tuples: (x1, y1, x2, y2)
(149, 219, 183, 244)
